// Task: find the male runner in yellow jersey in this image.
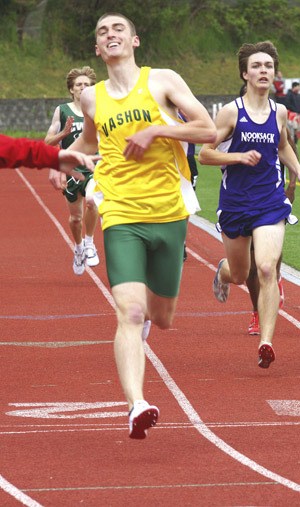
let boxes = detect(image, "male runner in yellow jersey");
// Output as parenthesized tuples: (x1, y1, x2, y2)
(70, 12, 216, 439)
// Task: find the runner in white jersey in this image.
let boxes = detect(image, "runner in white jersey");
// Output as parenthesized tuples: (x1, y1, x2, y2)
(199, 41, 300, 369)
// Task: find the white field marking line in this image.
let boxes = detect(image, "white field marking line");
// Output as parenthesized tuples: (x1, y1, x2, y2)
(0, 173, 89, 507)
(22, 480, 277, 493)
(0, 169, 113, 506)
(0, 474, 43, 507)
(145, 344, 300, 492)
(0, 419, 299, 436)
(0, 312, 113, 320)
(0, 341, 113, 347)
(186, 248, 300, 329)
(16, 169, 115, 310)
(16, 171, 300, 494)
(1, 419, 300, 428)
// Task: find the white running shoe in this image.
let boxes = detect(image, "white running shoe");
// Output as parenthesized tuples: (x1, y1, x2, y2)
(142, 320, 151, 341)
(73, 249, 86, 276)
(129, 400, 159, 439)
(84, 243, 99, 267)
(213, 258, 230, 303)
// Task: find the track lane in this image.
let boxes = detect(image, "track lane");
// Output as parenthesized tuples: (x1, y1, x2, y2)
(0, 168, 299, 506)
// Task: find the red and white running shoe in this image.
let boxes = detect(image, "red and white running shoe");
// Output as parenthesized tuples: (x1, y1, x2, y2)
(258, 343, 275, 369)
(278, 277, 284, 309)
(129, 400, 159, 439)
(248, 311, 260, 335)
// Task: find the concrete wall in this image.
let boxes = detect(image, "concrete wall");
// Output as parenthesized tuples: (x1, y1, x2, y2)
(0, 95, 236, 132)
(0, 98, 68, 132)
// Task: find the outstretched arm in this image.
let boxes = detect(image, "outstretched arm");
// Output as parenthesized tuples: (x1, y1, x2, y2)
(0, 134, 61, 169)
(0, 134, 100, 178)
(57, 149, 100, 178)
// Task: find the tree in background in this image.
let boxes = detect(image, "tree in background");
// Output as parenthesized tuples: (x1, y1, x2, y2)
(0, 0, 41, 47)
(222, 0, 300, 45)
(42, 0, 191, 59)
(0, 0, 299, 58)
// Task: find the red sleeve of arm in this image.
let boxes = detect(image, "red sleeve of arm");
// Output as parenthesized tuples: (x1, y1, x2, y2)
(0, 134, 60, 169)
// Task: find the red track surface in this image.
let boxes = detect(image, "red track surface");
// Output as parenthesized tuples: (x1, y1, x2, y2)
(0, 167, 299, 506)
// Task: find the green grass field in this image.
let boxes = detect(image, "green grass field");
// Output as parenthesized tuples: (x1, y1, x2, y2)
(195, 158, 300, 271)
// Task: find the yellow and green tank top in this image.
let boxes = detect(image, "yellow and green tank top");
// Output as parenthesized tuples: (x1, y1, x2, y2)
(93, 66, 200, 230)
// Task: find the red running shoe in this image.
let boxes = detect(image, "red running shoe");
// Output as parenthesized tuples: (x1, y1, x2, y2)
(258, 343, 275, 368)
(248, 311, 260, 335)
(278, 277, 284, 309)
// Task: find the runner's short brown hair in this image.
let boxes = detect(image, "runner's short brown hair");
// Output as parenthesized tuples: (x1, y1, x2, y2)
(237, 41, 279, 81)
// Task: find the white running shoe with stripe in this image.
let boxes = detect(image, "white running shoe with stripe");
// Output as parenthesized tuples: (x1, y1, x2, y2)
(84, 243, 99, 267)
(73, 249, 86, 275)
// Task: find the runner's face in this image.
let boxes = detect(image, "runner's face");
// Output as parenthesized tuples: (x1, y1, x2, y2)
(70, 76, 92, 101)
(95, 15, 139, 62)
(243, 52, 274, 90)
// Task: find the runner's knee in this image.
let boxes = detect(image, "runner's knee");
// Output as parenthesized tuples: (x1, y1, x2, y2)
(69, 212, 82, 225)
(118, 302, 146, 327)
(257, 262, 277, 283)
(85, 195, 97, 210)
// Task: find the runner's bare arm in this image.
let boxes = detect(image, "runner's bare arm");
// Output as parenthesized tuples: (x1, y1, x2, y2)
(68, 87, 99, 155)
(58, 150, 100, 177)
(199, 103, 261, 167)
(44, 106, 74, 147)
(45, 106, 70, 190)
(150, 69, 217, 143)
(123, 69, 217, 161)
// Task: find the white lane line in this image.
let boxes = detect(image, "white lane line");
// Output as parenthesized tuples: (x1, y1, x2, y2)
(0, 312, 113, 320)
(16, 169, 115, 309)
(0, 310, 248, 320)
(0, 420, 299, 428)
(0, 419, 299, 435)
(22, 480, 277, 493)
(0, 341, 113, 347)
(0, 474, 43, 507)
(145, 344, 300, 492)
(11, 170, 300, 496)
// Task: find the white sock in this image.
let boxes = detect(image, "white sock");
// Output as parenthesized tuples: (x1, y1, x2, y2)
(75, 240, 84, 253)
(84, 235, 94, 246)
